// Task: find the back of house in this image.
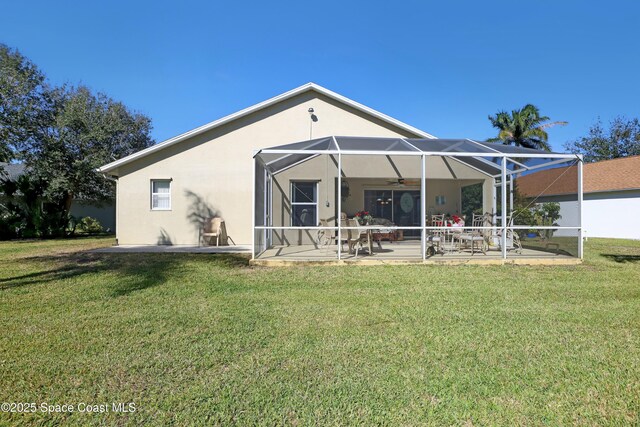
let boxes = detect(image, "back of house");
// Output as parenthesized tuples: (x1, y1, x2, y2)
(98, 83, 435, 246)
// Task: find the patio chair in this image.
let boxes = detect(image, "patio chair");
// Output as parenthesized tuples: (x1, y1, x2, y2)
(202, 217, 235, 246)
(339, 219, 349, 252)
(500, 216, 522, 254)
(316, 219, 334, 250)
(455, 214, 487, 255)
(484, 215, 522, 254)
(426, 214, 447, 256)
(341, 218, 369, 257)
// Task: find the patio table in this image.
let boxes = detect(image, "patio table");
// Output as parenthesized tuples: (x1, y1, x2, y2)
(359, 228, 374, 255)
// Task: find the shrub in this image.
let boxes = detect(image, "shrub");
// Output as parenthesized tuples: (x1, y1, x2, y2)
(76, 217, 104, 235)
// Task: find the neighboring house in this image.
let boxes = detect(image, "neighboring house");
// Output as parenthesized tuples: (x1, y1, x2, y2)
(516, 155, 640, 240)
(0, 162, 116, 232)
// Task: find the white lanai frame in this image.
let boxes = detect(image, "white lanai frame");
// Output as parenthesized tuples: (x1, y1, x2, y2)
(253, 136, 584, 261)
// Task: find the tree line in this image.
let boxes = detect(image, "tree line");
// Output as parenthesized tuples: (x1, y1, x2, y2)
(0, 44, 154, 238)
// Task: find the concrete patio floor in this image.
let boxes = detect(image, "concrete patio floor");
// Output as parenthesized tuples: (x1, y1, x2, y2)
(252, 241, 580, 266)
(90, 242, 579, 266)
(92, 244, 252, 254)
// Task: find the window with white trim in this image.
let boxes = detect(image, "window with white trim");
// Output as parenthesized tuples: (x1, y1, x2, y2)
(291, 181, 317, 226)
(151, 180, 171, 210)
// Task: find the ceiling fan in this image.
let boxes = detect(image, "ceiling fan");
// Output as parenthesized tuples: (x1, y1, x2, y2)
(385, 178, 405, 186)
(385, 178, 420, 186)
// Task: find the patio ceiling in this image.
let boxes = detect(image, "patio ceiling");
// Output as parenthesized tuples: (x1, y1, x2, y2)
(255, 136, 580, 177)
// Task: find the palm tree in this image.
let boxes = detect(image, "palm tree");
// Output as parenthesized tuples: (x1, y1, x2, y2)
(488, 104, 567, 151)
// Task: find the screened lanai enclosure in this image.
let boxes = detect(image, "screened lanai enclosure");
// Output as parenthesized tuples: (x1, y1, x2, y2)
(253, 136, 583, 264)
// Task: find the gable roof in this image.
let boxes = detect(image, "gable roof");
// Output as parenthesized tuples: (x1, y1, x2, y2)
(516, 155, 640, 197)
(97, 82, 436, 174)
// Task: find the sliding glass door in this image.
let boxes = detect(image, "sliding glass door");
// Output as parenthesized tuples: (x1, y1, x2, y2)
(364, 189, 421, 237)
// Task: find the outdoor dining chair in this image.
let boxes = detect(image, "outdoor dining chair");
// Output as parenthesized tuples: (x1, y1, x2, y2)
(455, 214, 487, 255)
(426, 214, 447, 256)
(316, 219, 335, 253)
(341, 218, 369, 257)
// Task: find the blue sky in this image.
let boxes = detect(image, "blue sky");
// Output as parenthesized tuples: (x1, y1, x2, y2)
(2, 0, 639, 151)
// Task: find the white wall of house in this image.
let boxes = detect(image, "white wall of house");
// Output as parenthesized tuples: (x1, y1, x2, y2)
(583, 190, 640, 239)
(535, 190, 640, 239)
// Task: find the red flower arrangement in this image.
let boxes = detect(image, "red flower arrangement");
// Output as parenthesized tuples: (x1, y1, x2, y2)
(354, 210, 373, 225)
(451, 215, 464, 227)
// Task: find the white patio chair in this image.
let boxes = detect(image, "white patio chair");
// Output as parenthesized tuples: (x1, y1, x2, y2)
(502, 216, 523, 254)
(426, 214, 446, 256)
(344, 218, 369, 257)
(455, 214, 487, 255)
(316, 219, 335, 252)
(202, 217, 235, 246)
(339, 219, 350, 252)
(485, 215, 522, 254)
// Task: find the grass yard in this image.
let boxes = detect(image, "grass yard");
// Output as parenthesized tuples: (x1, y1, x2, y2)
(0, 237, 638, 425)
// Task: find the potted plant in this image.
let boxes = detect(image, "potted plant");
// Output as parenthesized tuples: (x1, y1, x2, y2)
(354, 210, 373, 225)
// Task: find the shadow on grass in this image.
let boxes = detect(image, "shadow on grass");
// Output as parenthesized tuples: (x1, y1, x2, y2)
(601, 254, 640, 263)
(0, 252, 250, 296)
(210, 253, 251, 269)
(521, 244, 575, 257)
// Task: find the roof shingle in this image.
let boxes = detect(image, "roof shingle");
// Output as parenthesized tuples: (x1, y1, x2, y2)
(516, 155, 640, 197)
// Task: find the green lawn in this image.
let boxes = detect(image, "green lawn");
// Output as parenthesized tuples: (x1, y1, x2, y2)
(0, 237, 638, 425)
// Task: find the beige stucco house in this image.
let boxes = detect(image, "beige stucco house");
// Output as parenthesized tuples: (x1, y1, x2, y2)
(98, 83, 582, 263)
(99, 83, 491, 246)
